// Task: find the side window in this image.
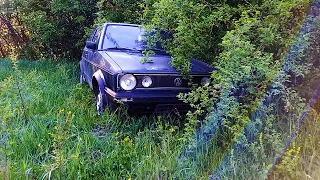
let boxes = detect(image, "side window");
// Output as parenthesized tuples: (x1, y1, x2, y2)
(88, 29, 96, 41)
(92, 30, 100, 43)
(92, 26, 103, 43)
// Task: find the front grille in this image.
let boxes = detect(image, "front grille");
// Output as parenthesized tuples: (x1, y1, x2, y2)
(134, 74, 208, 88)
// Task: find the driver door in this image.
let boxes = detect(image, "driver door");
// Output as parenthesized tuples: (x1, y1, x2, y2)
(83, 26, 103, 82)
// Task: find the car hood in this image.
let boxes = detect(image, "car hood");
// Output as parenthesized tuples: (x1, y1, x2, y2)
(105, 51, 213, 74)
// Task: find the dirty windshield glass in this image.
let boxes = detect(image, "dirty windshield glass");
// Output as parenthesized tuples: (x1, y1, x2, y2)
(102, 25, 163, 51)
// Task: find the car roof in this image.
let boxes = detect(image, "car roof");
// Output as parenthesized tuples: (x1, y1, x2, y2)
(103, 22, 141, 27)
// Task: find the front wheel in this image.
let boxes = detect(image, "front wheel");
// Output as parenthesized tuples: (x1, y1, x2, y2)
(96, 90, 106, 115)
(96, 89, 119, 115)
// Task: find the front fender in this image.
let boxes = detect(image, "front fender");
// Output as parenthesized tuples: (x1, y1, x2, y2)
(92, 70, 107, 93)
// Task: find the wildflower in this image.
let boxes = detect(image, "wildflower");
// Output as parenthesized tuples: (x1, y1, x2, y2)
(124, 136, 130, 142)
(177, 138, 184, 141)
(259, 132, 263, 145)
(144, 146, 148, 149)
(267, 164, 273, 169)
(59, 109, 64, 113)
(265, 164, 273, 173)
(68, 111, 72, 115)
(169, 127, 175, 133)
(71, 154, 78, 159)
(128, 178, 132, 180)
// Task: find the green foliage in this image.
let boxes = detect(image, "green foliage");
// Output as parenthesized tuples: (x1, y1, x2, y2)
(140, 50, 155, 63)
(271, 108, 320, 179)
(276, 142, 301, 178)
(96, 0, 144, 24)
(16, 0, 98, 59)
(142, 1, 315, 178)
(0, 0, 29, 58)
(150, 0, 309, 141)
(143, 0, 240, 73)
(270, 15, 320, 179)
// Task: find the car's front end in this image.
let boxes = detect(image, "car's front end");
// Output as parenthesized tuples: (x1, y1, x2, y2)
(104, 72, 211, 113)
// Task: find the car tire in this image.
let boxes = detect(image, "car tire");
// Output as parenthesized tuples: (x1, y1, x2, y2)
(80, 72, 86, 84)
(96, 89, 107, 115)
(96, 89, 119, 115)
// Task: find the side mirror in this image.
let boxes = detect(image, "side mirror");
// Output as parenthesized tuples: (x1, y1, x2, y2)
(86, 41, 97, 50)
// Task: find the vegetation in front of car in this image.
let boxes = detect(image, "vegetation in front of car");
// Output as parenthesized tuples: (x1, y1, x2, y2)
(1, 58, 320, 179)
(0, 59, 188, 179)
(144, 0, 311, 141)
(142, 2, 319, 179)
(271, 108, 320, 179)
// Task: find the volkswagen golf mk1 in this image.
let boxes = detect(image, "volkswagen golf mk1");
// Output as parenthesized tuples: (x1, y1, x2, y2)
(80, 23, 213, 115)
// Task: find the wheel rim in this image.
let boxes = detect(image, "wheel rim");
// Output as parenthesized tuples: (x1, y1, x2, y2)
(96, 92, 103, 115)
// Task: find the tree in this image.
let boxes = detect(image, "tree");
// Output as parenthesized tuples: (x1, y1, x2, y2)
(17, 0, 98, 59)
(95, 0, 145, 24)
(0, 0, 28, 57)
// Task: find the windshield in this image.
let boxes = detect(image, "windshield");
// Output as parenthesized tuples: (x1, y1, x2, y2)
(102, 25, 164, 51)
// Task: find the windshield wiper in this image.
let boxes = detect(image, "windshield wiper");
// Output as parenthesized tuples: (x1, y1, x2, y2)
(102, 47, 138, 51)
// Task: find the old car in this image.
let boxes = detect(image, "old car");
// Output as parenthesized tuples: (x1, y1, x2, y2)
(79, 23, 213, 115)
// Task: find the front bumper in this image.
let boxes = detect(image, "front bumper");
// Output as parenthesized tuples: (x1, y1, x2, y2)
(105, 87, 190, 103)
(105, 88, 191, 113)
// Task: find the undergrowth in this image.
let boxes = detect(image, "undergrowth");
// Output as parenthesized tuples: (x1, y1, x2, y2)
(0, 59, 188, 179)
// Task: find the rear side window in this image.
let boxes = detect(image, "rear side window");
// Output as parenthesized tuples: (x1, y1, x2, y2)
(91, 25, 104, 43)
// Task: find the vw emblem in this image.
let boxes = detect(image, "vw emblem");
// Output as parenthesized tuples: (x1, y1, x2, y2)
(174, 78, 182, 87)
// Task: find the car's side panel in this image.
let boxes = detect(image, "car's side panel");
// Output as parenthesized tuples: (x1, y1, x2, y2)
(89, 52, 117, 92)
(82, 49, 93, 87)
(81, 29, 97, 87)
(84, 25, 105, 85)
(81, 24, 114, 92)
(79, 59, 90, 85)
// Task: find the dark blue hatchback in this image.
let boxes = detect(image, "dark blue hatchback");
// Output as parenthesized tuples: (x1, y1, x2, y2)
(80, 23, 213, 115)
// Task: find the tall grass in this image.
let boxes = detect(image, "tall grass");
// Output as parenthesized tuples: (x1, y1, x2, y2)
(0, 59, 190, 179)
(1, 58, 319, 179)
(270, 99, 320, 179)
